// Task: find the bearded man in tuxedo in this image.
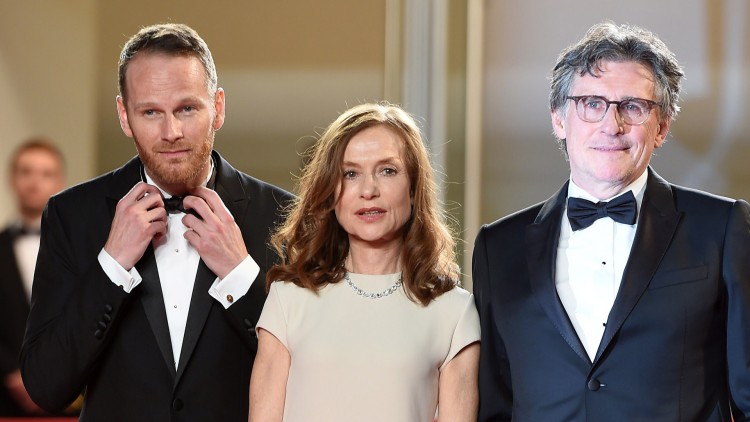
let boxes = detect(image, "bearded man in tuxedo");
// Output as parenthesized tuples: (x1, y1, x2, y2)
(21, 23, 292, 421)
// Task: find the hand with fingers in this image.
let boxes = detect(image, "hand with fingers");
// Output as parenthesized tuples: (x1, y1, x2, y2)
(181, 187, 249, 279)
(104, 182, 168, 270)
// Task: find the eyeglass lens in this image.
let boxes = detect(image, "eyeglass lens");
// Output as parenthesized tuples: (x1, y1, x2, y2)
(575, 96, 652, 125)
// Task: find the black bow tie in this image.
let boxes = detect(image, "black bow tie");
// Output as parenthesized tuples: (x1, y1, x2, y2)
(567, 190, 637, 231)
(12, 225, 41, 238)
(163, 196, 199, 218)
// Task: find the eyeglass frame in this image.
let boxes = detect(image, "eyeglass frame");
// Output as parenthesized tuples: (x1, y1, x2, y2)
(565, 95, 659, 126)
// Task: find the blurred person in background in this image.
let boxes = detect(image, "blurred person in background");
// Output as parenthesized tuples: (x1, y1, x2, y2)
(0, 139, 65, 416)
(249, 102, 480, 422)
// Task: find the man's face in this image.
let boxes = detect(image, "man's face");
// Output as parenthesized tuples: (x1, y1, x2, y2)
(10, 148, 65, 217)
(116, 52, 225, 195)
(551, 60, 669, 198)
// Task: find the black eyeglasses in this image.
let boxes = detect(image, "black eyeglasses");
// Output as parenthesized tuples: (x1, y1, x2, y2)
(566, 95, 658, 126)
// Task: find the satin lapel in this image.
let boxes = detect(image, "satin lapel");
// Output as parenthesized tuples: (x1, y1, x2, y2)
(526, 183, 590, 364)
(136, 246, 177, 378)
(105, 157, 177, 374)
(594, 169, 682, 363)
(174, 260, 214, 385)
(213, 152, 250, 228)
(105, 156, 143, 208)
(174, 152, 249, 385)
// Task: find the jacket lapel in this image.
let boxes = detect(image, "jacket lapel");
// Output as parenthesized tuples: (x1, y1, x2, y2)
(136, 246, 177, 378)
(594, 169, 682, 363)
(174, 260, 214, 384)
(213, 151, 251, 228)
(104, 157, 179, 377)
(174, 152, 250, 384)
(526, 183, 590, 364)
(105, 156, 143, 205)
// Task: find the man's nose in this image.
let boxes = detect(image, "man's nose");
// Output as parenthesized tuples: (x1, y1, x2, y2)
(600, 104, 624, 135)
(161, 115, 183, 142)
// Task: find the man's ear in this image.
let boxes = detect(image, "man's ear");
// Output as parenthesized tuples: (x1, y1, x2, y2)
(212, 88, 226, 131)
(654, 118, 670, 149)
(116, 96, 134, 138)
(551, 109, 566, 140)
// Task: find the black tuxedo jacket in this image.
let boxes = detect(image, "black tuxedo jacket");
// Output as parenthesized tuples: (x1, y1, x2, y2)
(0, 226, 31, 416)
(473, 169, 750, 421)
(20, 152, 292, 421)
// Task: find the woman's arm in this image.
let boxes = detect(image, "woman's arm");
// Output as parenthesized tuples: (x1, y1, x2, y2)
(249, 328, 291, 421)
(437, 342, 480, 422)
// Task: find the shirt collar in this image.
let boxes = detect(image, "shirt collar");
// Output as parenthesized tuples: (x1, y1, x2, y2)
(567, 169, 649, 213)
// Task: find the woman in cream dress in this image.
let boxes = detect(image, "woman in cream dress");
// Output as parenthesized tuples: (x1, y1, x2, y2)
(249, 103, 479, 422)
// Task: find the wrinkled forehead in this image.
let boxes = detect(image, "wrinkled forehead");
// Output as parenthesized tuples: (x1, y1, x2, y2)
(570, 60, 656, 96)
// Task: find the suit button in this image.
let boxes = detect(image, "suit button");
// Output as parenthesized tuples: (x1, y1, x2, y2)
(98, 321, 108, 330)
(94, 329, 103, 340)
(104, 304, 113, 314)
(244, 319, 253, 328)
(103, 313, 112, 322)
(172, 398, 183, 411)
(587, 379, 601, 391)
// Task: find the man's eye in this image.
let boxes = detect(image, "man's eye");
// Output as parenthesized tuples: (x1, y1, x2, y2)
(584, 99, 603, 109)
(622, 102, 641, 113)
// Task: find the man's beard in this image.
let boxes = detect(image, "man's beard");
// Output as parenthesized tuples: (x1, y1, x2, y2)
(136, 130, 214, 191)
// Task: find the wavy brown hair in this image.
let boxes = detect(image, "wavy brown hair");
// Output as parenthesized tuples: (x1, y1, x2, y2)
(266, 102, 459, 306)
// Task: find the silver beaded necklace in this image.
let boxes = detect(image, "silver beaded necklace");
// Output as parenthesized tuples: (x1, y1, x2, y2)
(344, 273, 402, 299)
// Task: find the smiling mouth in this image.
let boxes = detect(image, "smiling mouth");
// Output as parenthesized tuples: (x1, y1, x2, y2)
(593, 145, 629, 152)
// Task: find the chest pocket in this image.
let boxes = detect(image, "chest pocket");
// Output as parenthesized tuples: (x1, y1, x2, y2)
(647, 264, 709, 290)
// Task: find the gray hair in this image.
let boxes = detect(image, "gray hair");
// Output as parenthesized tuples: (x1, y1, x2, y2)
(550, 22, 684, 123)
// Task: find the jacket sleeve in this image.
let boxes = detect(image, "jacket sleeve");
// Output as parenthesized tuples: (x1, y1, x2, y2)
(20, 195, 130, 412)
(221, 186, 294, 354)
(473, 226, 513, 421)
(724, 199, 750, 420)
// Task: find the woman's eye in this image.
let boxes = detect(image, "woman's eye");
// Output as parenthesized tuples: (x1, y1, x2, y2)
(382, 167, 397, 175)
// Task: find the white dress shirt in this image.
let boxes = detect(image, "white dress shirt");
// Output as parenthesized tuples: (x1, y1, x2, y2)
(12, 223, 41, 301)
(98, 165, 259, 368)
(555, 171, 648, 361)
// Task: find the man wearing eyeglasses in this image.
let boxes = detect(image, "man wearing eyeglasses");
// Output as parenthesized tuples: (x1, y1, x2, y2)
(473, 22, 750, 421)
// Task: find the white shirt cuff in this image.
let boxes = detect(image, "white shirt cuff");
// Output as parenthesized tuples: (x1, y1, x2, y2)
(98, 249, 142, 293)
(208, 255, 259, 309)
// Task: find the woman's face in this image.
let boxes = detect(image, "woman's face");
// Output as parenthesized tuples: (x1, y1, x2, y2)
(334, 125, 412, 251)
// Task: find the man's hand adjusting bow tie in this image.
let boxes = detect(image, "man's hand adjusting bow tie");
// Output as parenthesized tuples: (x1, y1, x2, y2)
(567, 190, 638, 231)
